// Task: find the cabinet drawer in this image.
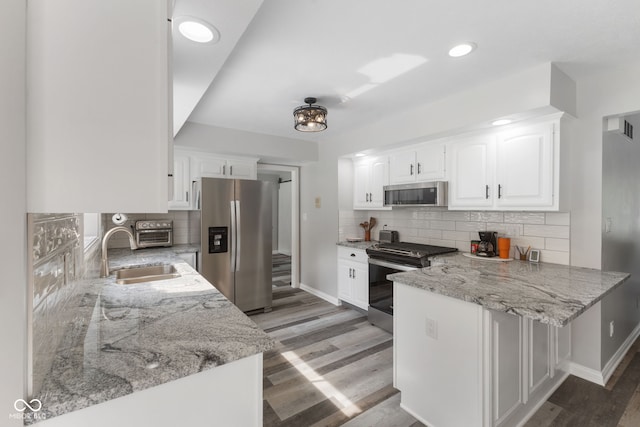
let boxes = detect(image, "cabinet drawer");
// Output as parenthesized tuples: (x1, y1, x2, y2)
(337, 246, 368, 263)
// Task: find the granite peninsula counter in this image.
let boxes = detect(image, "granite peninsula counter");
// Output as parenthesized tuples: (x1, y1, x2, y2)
(389, 252, 630, 327)
(390, 253, 631, 427)
(30, 246, 274, 425)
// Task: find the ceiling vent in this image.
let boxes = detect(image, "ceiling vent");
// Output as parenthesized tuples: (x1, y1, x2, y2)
(607, 116, 634, 141)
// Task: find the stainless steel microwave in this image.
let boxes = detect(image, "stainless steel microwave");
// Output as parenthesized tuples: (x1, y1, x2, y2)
(383, 181, 448, 207)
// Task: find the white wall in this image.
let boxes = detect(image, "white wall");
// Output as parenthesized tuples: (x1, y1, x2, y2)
(300, 63, 572, 301)
(278, 181, 292, 255)
(600, 113, 640, 367)
(0, 0, 26, 424)
(175, 121, 319, 164)
(569, 62, 640, 371)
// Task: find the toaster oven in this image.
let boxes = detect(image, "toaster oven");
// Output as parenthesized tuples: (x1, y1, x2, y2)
(134, 220, 173, 248)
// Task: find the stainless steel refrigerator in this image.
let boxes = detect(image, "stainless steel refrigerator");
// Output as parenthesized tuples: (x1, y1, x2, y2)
(193, 177, 273, 312)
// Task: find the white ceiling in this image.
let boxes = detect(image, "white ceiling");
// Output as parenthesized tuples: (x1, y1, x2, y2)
(173, 0, 640, 142)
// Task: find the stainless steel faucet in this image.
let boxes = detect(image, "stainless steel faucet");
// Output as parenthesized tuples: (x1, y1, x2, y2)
(100, 226, 138, 277)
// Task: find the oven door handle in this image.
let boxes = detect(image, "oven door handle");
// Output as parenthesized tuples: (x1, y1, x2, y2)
(368, 258, 419, 271)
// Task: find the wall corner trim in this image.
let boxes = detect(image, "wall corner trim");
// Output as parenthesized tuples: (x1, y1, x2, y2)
(299, 283, 341, 306)
(569, 321, 640, 386)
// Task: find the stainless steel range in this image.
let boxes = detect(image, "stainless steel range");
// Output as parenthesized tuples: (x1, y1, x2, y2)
(366, 242, 458, 333)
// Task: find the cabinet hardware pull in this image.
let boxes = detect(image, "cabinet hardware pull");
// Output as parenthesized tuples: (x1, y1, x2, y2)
(349, 268, 353, 278)
(350, 253, 356, 257)
(498, 184, 502, 199)
(365, 193, 369, 202)
(230, 166, 233, 175)
(417, 163, 421, 174)
(186, 191, 189, 202)
(369, 192, 372, 202)
(485, 185, 489, 199)
(410, 164, 414, 175)
(353, 270, 356, 279)
(223, 165, 226, 175)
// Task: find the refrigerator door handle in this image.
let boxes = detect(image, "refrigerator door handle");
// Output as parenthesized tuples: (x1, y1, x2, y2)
(230, 200, 237, 272)
(235, 200, 241, 271)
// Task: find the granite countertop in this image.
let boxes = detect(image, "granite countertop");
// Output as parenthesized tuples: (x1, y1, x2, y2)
(336, 240, 378, 250)
(389, 253, 630, 327)
(33, 245, 274, 423)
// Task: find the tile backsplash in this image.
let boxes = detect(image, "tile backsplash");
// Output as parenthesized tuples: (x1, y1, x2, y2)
(102, 211, 192, 248)
(340, 208, 571, 265)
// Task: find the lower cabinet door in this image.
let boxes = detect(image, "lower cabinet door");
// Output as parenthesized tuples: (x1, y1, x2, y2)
(491, 310, 524, 426)
(527, 319, 551, 396)
(351, 263, 369, 310)
(337, 262, 353, 301)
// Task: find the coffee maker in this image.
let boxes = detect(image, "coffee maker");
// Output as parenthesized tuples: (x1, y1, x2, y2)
(477, 231, 497, 257)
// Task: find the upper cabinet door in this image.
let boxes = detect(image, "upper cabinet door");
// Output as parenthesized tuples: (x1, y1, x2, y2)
(416, 144, 446, 181)
(353, 160, 371, 209)
(26, 0, 170, 212)
(193, 155, 227, 179)
(353, 156, 390, 210)
(227, 159, 257, 180)
(495, 123, 554, 208)
(168, 152, 192, 210)
(369, 156, 389, 207)
(448, 136, 495, 209)
(389, 151, 417, 184)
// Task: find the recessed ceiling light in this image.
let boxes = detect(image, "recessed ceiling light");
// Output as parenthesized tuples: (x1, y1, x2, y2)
(491, 119, 512, 126)
(355, 153, 366, 157)
(176, 17, 220, 44)
(448, 42, 477, 58)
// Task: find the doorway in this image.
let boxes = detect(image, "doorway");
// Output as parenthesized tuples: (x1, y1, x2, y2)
(257, 164, 300, 288)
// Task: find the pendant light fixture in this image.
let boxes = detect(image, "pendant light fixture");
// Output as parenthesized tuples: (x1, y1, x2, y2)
(293, 97, 328, 132)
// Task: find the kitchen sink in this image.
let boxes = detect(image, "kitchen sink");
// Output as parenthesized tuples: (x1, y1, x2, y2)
(115, 264, 180, 284)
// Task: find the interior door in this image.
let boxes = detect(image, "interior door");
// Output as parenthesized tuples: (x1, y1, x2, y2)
(234, 179, 273, 311)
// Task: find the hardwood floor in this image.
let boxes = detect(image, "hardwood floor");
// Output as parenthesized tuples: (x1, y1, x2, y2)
(525, 337, 640, 427)
(251, 283, 424, 427)
(253, 280, 640, 426)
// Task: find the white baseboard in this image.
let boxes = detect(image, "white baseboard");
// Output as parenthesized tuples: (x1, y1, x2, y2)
(569, 321, 640, 386)
(299, 283, 340, 306)
(602, 321, 640, 383)
(569, 362, 605, 386)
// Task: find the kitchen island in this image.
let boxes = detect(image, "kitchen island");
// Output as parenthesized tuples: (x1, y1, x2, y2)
(29, 247, 274, 427)
(389, 253, 630, 427)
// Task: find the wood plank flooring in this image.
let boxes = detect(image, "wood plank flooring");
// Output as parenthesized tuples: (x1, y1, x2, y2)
(254, 274, 640, 426)
(251, 283, 424, 427)
(525, 337, 640, 427)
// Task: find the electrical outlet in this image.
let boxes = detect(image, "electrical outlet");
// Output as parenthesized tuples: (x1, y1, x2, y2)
(609, 320, 615, 338)
(426, 317, 438, 340)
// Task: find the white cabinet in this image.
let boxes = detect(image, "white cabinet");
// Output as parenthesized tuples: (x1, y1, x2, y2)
(389, 144, 446, 184)
(337, 247, 368, 310)
(448, 119, 560, 211)
(169, 150, 192, 210)
(448, 136, 495, 209)
(353, 156, 390, 210)
(394, 282, 570, 427)
(191, 153, 258, 180)
(490, 310, 524, 426)
(27, 0, 171, 213)
(495, 123, 554, 209)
